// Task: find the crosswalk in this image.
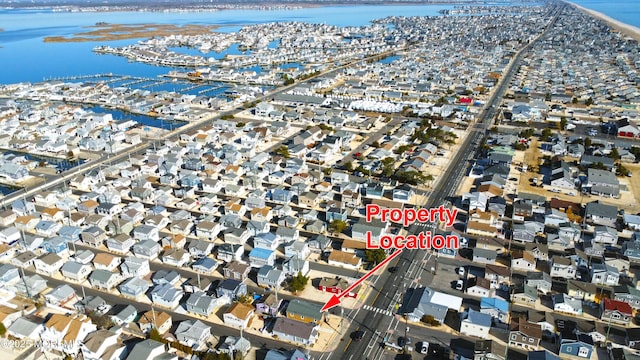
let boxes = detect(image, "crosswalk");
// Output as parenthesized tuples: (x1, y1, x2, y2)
(362, 304, 394, 316)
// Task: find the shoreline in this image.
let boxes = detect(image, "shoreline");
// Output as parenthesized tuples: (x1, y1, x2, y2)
(565, 1, 640, 42)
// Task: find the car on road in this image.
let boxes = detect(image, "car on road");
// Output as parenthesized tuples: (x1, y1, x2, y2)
(355, 152, 362, 157)
(398, 336, 411, 347)
(352, 330, 365, 341)
(363, 145, 370, 150)
(388, 266, 398, 273)
(457, 267, 466, 276)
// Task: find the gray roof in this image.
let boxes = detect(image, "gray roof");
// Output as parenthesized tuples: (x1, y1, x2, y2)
(47, 284, 75, 301)
(286, 299, 323, 322)
(473, 248, 497, 260)
(465, 309, 492, 327)
(398, 287, 448, 323)
(90, 269, 117, 283)
(585, 201, 618, 219)
(588, 168, 619, 186)
(7, 317, 41, 337)
(126, 339, 165, 360)
(273, 317, 318, 339)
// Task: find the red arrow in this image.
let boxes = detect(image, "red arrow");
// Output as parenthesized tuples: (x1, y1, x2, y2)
(321, 248, 403, 312)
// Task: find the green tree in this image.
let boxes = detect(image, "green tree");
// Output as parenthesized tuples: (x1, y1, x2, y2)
(572, 97, 578, 104)
(585, 97, 593, 106)
(609, 147, 620, 160)
(343, 161, 354, 172)
(0, 323, 6, 337)
(322, 167, 333, 176)
(512, 142, 527, 151)
(585, 137, 592, 148)
(149, 328, 164, 342)
(617, 164, 631, 177)
(236, 122, 246, 128)
(365, 249, 386, 264)
(329, 220, 348, 234)
(541, 128, 553, 141)
(371, 141, 381, 148)
(236, 293, 254, 305)
(560, 117, 567, 130)
(274, 145, 290, 158)
(289, 272, 309, 294)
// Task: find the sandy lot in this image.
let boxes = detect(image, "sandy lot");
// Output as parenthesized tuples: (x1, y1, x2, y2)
(44, 23, 218, 43)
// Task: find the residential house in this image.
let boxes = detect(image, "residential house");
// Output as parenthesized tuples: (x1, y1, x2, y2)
(509, 318, 542, 351)
(591, 263, 620, 286)
(223, 302, 255, 329)
(512, 250, 537, 272)
(526, 271, 552, 294)
(397, 287, 463, 324)
(60, 261, 92, 281)
(550, 256, 577, 280)
(33, 253, 64, 275)
(327, 250, 361, 270)
(460, 309, 492, 339)
(480, 297, 510, 324)
(552, 293, 583, 316)
(216, 279, 247, 301)
(249, 247, 276, 268)
(601, 298, 633, 325)
(256, 293, 282, 317)
(286, 299, 324, 324)
(272, 317, 319, 346)
(257, 265, 286, 289)
(185, 292, 218, 317)
(223, 261, 250, 281)
(317, 277, 360, 298)
(89, 269, 121, 290)
(118, 277, 150, 298)
(120, 256, 150, 278)
(567, 280, 598, 302)
(138, 310, 172, 335)
(151, 283, 184, 309)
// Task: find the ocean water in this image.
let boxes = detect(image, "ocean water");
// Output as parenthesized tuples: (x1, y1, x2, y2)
(0, 5, 453, 84)
(571, 0, 640, 28)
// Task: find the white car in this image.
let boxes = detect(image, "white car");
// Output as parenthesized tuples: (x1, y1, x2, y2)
(418, 342, 429, 354)
(455, 280, 464, 291)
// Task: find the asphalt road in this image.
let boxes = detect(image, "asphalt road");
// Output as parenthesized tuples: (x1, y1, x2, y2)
(336, 4, 565, 359)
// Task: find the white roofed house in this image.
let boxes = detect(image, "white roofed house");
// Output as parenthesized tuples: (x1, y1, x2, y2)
(175, 319, 211, 350)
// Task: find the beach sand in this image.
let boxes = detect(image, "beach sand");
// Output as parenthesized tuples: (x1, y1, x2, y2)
(567, 1, 640, 42)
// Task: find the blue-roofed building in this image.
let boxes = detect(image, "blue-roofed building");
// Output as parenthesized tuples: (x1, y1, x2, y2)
(460, 309, 492, 338)
(480, 297, 510, 324)
(253, 232, 281, 250)
(191, 257, 218, 274)
(249, 247, 276, 268)
(42, 236, 69, 255)
(271, 189, 293, 203)
(58, 226, 83, 242)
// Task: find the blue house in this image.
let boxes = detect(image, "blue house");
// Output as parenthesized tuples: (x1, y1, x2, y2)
(42, 237, 69, 255)
(480, 297, 510, 324)
(192, 258, 219, 274)
(58, 226, 83, 242)
(271, 189, 293, 203)
(249, 247, 276, 268)
(181, 174, 201, 188)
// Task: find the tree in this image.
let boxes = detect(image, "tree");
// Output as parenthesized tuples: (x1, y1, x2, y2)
(67, 150, 75, 159)
(617, 164, 631, 177)
(88, 312, 114, 330)
(584, 137, 592, 148)
(512, 142, 527, 151)
(329, 220, 348, 234)
(274, 145, 290, 158)
(322, 167, 333, 176)
(541, 128, 553, 141)
(560, 117, 567, 130)
(572, 97, 578, 104)
(149, 328, 164, 342)
(289, 272, 309, 294)
(236, 293, 254, 305)
(585, 97, 594, 106)
(365, 249, 386, 264)
(609, 147, 620, 161)
(236, 122, 246, 128)
(421, 315, 440, 326)
(343, 161, 354, 172)
(371, 141, 381, 148)
(0, 323, 6, 337)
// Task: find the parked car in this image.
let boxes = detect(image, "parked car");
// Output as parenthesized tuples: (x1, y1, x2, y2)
(418, 342, 429, 354)
(455, 280, 464, 291)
